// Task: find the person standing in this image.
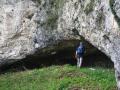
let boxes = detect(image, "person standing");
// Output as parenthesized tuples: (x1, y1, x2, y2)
(76, 42, 85, 67)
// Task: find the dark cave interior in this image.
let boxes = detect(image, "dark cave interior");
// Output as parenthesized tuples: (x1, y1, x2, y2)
(0, 40, 114, 73)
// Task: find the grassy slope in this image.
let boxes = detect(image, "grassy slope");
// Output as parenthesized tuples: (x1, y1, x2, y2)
(0, 65, 116, 90)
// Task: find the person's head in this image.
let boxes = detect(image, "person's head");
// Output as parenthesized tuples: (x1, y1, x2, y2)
(80, 42, 83, 46)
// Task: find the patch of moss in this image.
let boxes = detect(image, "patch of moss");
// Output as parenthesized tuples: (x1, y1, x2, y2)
(33, 0, 67, 30)
(49, 0, 65, 10)
(74, 2, 79, 10)
(96, 11, 105, 30)
(46, 12, 58, 29)
(32, 0, 41, 5)
(35, 0, 66, 30)
(45, 0, 66, 29)
(84, 0, 95, 15)
(110, 0, 120, 27)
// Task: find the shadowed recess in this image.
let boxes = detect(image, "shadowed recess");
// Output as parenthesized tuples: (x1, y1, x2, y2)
(0, 40, 113, 73)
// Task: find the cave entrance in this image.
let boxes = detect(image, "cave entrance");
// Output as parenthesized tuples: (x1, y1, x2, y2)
(0, 40, 114, 73)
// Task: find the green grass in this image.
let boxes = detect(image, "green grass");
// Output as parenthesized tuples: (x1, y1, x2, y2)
(0, 65, 116, 90)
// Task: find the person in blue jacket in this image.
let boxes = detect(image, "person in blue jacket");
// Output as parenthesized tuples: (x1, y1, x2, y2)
(76, 42, 85, 67)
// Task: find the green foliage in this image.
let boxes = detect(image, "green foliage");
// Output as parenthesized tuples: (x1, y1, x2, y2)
(84, 0, 95, 15)
(0, 65, 116, 90)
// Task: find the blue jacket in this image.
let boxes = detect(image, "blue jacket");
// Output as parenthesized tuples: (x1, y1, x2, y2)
(76, 44, 85, 57)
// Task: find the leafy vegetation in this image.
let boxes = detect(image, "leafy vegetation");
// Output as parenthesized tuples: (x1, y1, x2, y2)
(0, 65, 116, 90)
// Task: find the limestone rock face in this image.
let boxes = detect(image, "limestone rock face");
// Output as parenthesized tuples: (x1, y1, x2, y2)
(0, 0, 37, 64)
(0, 0, 75, 65)
(0, 0, 120, 88)
(60, 0, 120, 88)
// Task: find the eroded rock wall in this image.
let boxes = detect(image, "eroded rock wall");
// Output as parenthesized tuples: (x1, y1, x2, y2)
(59, 0, 120, 88)
(0, 0, 38, 64)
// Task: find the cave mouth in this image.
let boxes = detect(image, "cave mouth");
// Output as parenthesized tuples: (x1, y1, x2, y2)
(0, 40, 114, 73)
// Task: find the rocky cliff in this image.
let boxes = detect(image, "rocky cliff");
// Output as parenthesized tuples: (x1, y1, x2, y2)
(0, 0, 120, 89)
